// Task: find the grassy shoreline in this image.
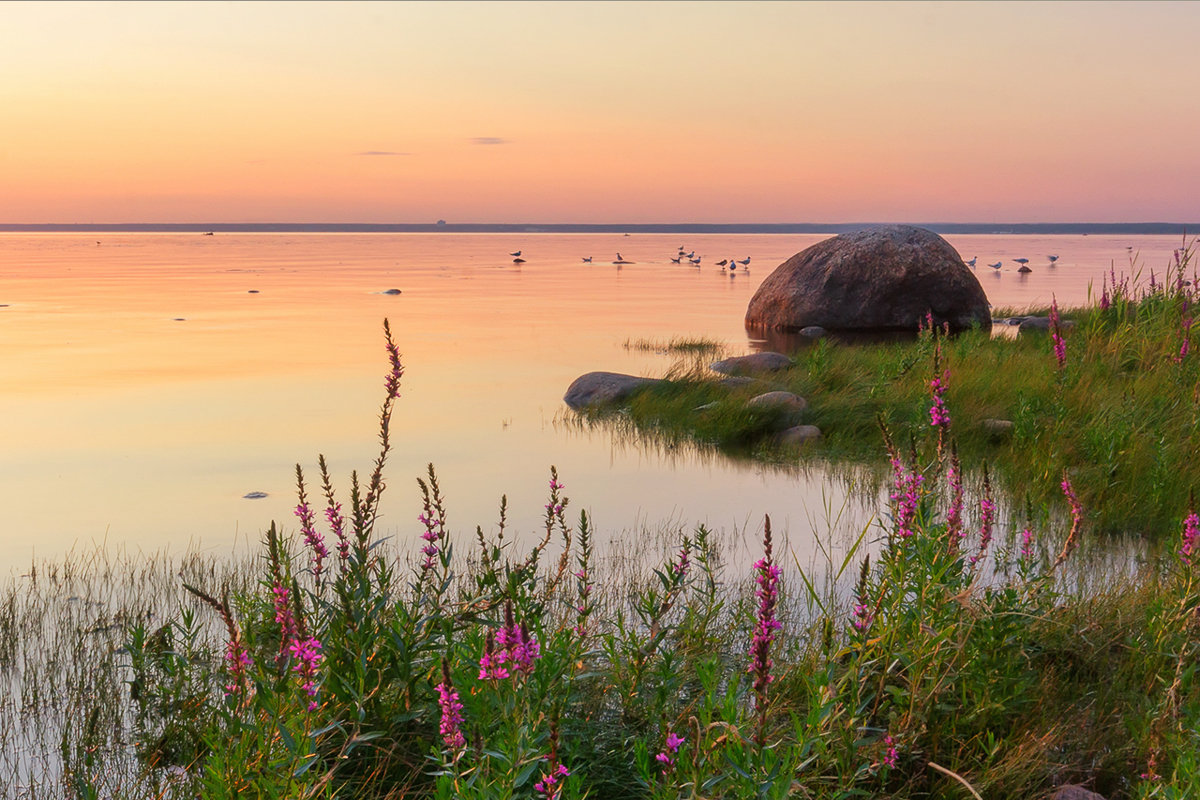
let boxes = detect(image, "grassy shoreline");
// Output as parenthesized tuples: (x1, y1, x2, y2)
(4, 256, 1200, 798)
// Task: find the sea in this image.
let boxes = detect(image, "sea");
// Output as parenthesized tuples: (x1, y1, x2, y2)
(0, 230, 1189, 578)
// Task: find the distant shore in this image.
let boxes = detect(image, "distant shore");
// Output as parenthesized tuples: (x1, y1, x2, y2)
(0, 221, 1196, 235)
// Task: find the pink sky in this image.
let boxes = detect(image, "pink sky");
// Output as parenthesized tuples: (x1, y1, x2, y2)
(2, 1, 1198, 224)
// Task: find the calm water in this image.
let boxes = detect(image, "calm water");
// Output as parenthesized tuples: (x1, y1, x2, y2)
(0, 232, 1186, 577)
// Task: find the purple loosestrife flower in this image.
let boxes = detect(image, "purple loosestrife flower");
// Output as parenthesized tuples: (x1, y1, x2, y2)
(946, 445, 964, 546)
(1019, 525, 1035, 564)
(478, 630, 510, 681)
(655, 731, 685, 770)
(417, 510, 442, 572)
(850, 556, 873, 635)
(882, 734, 898, 769)
(436, 660, 466, 752)
(749, 517, 781, 747)
(324, 502, 349, 561)
(1049, 296, 1066, 370)
(535, 720, 569, 798)
(672, 542, 690, 581)
(223, 640, 252, 698)
(294, 500, 329, 581)
(970, 469, 996, 568)
(288, 634, 323, 710)
(1181, 509, 1199, 564)
(1051, 472, 1084, 572)
(1100, 274, 1111, 311)
(384, 327, 404, 400)
(890, 456, 924, 540)
(929, 371, 951, 429)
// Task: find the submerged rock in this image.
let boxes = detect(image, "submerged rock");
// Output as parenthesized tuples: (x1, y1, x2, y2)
(242, 491, 269, 500)
(381, 288, 403, 295)
(745, 225, 991, 333)
(777, 425, 823, 446)
(747, 391, 808, 413)
(710, 352, 792, 376)
(564, 371, 662, 409)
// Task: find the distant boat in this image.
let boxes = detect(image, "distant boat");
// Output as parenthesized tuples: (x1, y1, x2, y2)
(203, 231, 214, 236)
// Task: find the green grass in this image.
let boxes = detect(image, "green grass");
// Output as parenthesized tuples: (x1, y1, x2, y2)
(595, 257, 1200, 541)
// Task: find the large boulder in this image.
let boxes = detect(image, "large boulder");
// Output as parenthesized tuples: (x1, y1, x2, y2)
(745, 225, 991, 333)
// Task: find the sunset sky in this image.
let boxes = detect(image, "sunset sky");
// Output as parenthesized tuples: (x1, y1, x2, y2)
(2, 0, 1198, 224)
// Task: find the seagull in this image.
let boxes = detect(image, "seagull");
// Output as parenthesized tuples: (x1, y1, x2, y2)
(1014, 257, 1030, 266)
(581, 256, 592, 263)
(509, 250, 522, 257)
(689, 256, 701, 266)
(686, 251, 695, 259)
(729, 262, 738, 272)
(988, 262, 1002, 270)
(1048, 254, 1059, 263)
(670, 256, 682, 263)
(966, 257, 977, 268)
(737, 256, 751, 265)
(716, 259, 728, 266)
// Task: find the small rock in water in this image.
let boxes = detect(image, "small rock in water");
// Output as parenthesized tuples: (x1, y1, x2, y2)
(173, 318, 186, 322)
(243, 491, 269, 500)
(1052, 786, 1108, 800)
(381, 288, 403, 295)
(747, 391, 808, 413)
(777, 425, 823, 446)
(710, 352, 793, 376)
(247, 289, 260, 294)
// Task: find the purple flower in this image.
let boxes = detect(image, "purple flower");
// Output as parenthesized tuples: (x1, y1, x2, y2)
(890, 454, 924, 540)
(436, 661, 466, 751)
(970, 470, 996, 568)
(325, 502, 349, 561)
(1019, 525, 1035, 563)
(946, 447, 964, 545)
(929, 371, 951, 429)
(1181, 510, 1199, 564)
(223, 637, 252, 698)
(749, 518, 781, 746)
(655, 731, 685, 769)
(1050, 296, 1066, 370)
(288, 634, 323, 710)
(1100, 274, 1111, 311)
(534, 764, 570, 798)
(882, 734, 898, 769)
(478, 630, 510, 681)
(294, 500, 328, 581)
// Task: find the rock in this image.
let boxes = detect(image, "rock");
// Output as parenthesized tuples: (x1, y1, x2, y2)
(777, 425, 823, 445)
(710, 352, 793, 376)
(719, 376, 758, 389)
(745, 225, 991, 333)
(243, 491, 268, 500)
(247, 289, 260, 294)
(747, 391, 808, 413)
(1052, 785, 1107, 800)
(564, 371, 662, 409)
(980, 418, 1014, 438)
(799, 325, 827, 338)
(1018, 316, 1075, 333)
(382, 288, 403, 295)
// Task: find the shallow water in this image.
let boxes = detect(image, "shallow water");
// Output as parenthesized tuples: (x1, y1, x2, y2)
(0, 231, 1186, 577)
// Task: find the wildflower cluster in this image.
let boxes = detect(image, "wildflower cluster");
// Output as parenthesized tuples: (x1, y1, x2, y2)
(749, 518, 781, 746)
(435, 660, 466, 751)
(656, 731, 685, 771)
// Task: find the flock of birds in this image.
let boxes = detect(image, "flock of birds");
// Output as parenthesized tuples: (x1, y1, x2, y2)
(968, 253, 1059, 274)
(507, 245, 752, 274)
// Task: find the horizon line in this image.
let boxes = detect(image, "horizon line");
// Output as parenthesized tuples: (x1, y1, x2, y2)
(1, 221, 1197, 235)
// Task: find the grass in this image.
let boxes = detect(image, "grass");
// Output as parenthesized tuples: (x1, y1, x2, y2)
(3, 255, 1200, 798)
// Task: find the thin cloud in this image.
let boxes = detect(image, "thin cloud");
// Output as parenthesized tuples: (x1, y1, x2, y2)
(470, 137, 508, 145)
(356, 150, 410, 156)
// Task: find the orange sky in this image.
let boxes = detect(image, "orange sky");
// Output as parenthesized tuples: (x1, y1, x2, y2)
(2, 0, 1198, 224)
